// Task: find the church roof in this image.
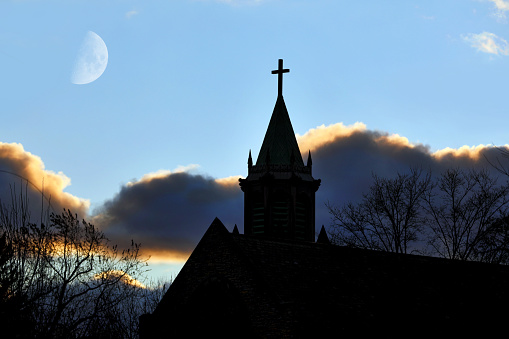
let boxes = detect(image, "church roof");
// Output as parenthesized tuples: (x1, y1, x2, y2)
(146, 218, 509, 337)
(255, 96, 304, 167)
(228, 223, 509, 336)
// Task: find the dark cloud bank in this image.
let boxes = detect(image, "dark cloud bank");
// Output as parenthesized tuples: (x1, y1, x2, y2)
(91, 124, 509, 262)
(2, 127, 508, 263)
(92, 173, 243, 261)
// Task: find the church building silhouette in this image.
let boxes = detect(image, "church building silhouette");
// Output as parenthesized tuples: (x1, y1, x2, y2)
(140, 60, 509, 338)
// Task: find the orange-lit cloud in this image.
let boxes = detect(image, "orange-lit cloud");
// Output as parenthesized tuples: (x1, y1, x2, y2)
(296, 122, 367, 154)
(7, 127, 506, 273)
(94, 171, 244, 265)
(0, 142, 89, 218)
(296, 122, 427, 160)
(297, 123, 509, 234)
(126, 165, 200, 187)
(142, 248, 191, 264)
(78, 123, 509, 268)
(215, 175, 243, 187)
(296, 122, 505, 167)
(432, 144, 501, 161)
(93, 168, 243, 264)
(95, 270, 146, 288)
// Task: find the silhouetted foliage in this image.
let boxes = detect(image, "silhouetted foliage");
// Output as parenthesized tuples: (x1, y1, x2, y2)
(328, 168, 509, 263)
(0, 185, 170, 338)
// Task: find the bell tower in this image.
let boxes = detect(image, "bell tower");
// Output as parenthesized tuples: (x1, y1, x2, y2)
(239, 59, 321, 242)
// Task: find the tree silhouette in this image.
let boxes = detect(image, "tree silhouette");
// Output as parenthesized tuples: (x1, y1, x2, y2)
(0, 186, 167, 338)
(422, 169, 509, 261)
(327, 168, 430, 254)
(328, 167, 509, 263)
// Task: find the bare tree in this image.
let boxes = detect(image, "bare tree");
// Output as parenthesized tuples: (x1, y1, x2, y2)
(485, 146, 509, 178)
(0, 185, 168, 338)
(36, 209, 148, 338)
(83, 277, 170, 339)
(327, 168, 431, 254)
(422, 169, 509, 262)
(0, 184, 49, 337)
(474, 215, 509, 264)
(0, 231, 36, 337)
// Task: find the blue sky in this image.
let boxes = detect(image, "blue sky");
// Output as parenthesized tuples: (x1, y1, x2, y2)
(2, 0, 509, 278)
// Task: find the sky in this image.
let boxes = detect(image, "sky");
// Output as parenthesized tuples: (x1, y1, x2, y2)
(2, 0, 509, 279)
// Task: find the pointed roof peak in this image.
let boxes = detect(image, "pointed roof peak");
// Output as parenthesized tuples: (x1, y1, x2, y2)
(256, 96, 304, 167)
(316, 225, 330, 244)
(232, 224, 239, 234)
(204, 217, 229, 236)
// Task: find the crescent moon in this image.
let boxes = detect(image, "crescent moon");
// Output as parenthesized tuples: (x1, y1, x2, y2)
(71, 31, 108, 85)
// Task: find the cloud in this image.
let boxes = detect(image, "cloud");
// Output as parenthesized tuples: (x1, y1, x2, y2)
(95, 270, 146, 289)
(490, 0, 509, 10)
(92, 168, 243, 264)
(302, 124, 508, 227)
(2, 128, 507, 272)
(92, 123, 509, 266)
(487, 0, 509, 17)
(126, 164, 200, 187)
(432, 144, 493, 160)
(125, 10, 138, 19)
(462, 32, 509, 55)
(296, 122, 368, 154)
(0, 142, 89, 220)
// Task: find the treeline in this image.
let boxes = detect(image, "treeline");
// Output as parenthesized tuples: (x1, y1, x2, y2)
(0, 188, 169, 338)
(327, 167, 509, 264)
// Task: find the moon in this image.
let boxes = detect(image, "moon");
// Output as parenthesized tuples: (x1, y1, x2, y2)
(71, 31, 108, 85)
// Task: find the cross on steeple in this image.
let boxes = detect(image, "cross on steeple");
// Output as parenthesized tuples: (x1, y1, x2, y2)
(272, 59, 289, 98)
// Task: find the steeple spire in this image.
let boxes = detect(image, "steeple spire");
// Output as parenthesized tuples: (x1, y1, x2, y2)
(256, 96, 304, 167)
(256, 59, 302, 167)
(239, 59, 321, 242)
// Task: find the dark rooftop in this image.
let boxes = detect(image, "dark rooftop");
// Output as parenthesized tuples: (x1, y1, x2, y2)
(149, 218, 509, 337)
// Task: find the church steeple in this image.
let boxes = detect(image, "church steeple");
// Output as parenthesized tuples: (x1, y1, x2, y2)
(257, 59, 301, 167)
(239, 59, 321, 242)
(256, 96, 304, 167)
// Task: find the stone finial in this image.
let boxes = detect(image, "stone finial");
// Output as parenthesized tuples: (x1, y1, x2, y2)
(232, 224, 240, 235)
(316, 225, 330, 244)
